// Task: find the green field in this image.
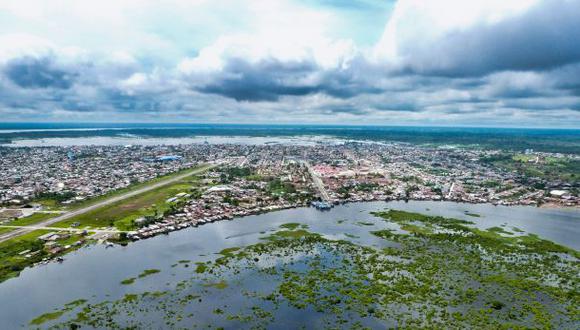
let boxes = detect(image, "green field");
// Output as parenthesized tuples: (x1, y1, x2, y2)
(0, 213, 58, 235)
(51, 166, 209, 231)
(53, 180, 198, 231)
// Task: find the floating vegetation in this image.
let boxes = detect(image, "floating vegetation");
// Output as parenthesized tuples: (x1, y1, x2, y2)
(203, 280, 228, 290)
(487, 226, 513, 235)
(195, 262, 208, 274)
(279, 222, 308, 230)
(39, 210, 578, 329)
(121, 269, 161, 284)
(137, 269, 160, 278)
(263, 229, 320, 241)
(218, 247, 240, 257)
(29, 299, 86, 325)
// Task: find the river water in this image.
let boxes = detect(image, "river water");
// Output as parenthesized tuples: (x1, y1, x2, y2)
(0, 201, 578, 328)
(1, 135, 347, 147)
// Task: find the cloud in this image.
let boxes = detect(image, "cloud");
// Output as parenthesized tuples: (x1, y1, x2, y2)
(375, 0, 580, 76)
(193, 58, 320, 101)
(4, 56, 76, 89)
(0, 0, 579, 127)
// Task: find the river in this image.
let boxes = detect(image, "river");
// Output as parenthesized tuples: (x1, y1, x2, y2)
(0, 201, 578, 328)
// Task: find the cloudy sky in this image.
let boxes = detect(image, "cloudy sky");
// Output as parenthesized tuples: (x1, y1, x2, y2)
(0, 0, 579, 127)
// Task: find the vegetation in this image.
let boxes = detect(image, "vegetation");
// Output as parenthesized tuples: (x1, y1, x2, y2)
(35, 191, 77, 203)
(0, 230, 50, 282)
(0, 212, 57, 235)
(278, 223, 308, 230)
(267, 178, 296, 195)
(481, 153, 579, 183)
(29, 299, 86, 325)
(138, 269, 160, 278)
(218, 167, 253, 183)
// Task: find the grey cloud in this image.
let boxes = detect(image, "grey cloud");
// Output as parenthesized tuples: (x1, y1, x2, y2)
(398, 0, 580, 77)
(4, 56, 76, 89)
(196, 58, 319, 101)
(192, 56, 384, 102)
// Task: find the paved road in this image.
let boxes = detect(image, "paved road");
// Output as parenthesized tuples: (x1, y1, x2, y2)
(0, 225, 121, 234)
(0, 164, 215, 243)
(302, 161, 331, 202)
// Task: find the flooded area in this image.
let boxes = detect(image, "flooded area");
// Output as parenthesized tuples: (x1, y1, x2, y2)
(1, 135, 348, 147)
(0, 201, 577, 328)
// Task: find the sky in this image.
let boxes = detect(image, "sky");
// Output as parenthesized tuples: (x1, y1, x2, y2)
(0, 0, 579, 127)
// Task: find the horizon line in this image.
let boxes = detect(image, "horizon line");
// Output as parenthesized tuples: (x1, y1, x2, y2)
(1, 121, 580, 131)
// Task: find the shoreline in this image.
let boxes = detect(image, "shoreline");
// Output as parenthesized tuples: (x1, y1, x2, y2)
(120, 196, 580, 241)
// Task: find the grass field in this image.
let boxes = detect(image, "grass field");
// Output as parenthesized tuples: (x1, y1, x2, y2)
(0, 213, 58, 235)
(53, 180, 197, 231)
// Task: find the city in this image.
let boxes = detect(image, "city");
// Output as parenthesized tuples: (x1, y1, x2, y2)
(1, 142, 577, 245)
(1, 0, 579, 328)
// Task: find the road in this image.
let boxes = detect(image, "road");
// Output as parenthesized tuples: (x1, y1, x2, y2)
(302, 161, 331, 202)
(0, 164, 215, 243)
(0, 225, 121, 234)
